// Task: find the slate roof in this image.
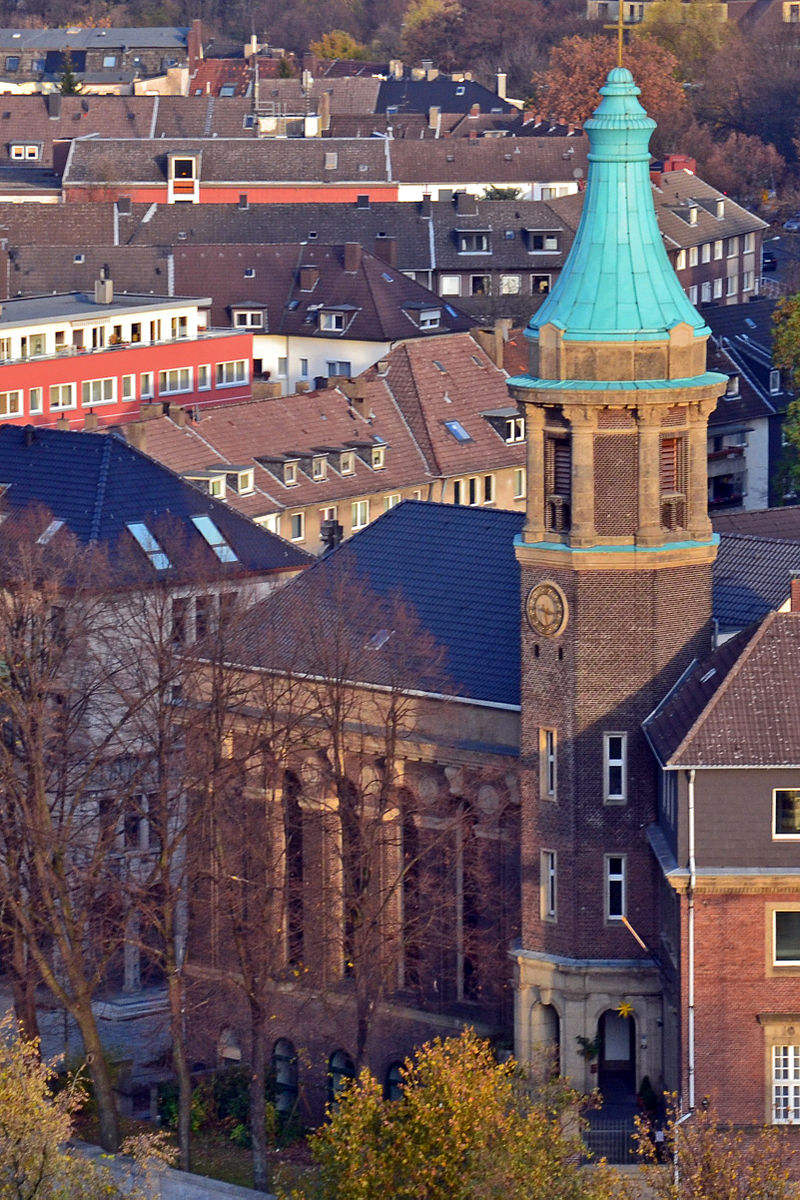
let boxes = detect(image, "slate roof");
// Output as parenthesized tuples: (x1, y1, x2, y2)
(653, 169, 766, 249)
(712, 532, 800, 630)
(376, 77, 514, 116)
(7, 244, 169, 296)
(62, 135, 589, 188)
(171, 242, 473, 337)
(0, 27, 189, 51)
(714, 507, 800, 539)
(643, 611, 800, 767)
(233, 500, 525, 708)
(113, 197, 573, 275)
(0, 424, 310, 585)
(256, 77, 382, 115)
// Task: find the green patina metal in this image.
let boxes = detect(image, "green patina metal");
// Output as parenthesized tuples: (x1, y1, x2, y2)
(525, 66, 708, 346)
(506, 372, 727, 393)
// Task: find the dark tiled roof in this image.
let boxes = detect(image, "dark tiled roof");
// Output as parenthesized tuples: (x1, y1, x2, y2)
(172, 242, 472, 337)
(376, 78, 514, 116)
(0, 423, 309, 584)
(235, 500, 525, 706)
(713, 532, 800, 630)
(0, 27, 189, 50)
(7, 245, 168, 296)
(713, 507, 800, 539)
(644, 611, 800, 767)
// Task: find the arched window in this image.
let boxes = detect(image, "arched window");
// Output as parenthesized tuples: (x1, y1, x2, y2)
(328, 1049, 355, 1106)
(272, 1038, 298, 1115)
(385, 1061, 404, 1101)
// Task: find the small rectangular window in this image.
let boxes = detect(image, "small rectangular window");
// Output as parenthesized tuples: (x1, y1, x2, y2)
(29, 387, 42, 415)
(483, 474, 494, 503)
(701, 242, 711, 263)
(121, 374, 135, 402)
(290, 511, 304, 542)
(714, 239, 723, 260)
(775, 790, 800, 838)
(440, 275, 461, 296)
(540, 728, 557, 799)
(383, 494, 400, 510)
(216, 360, 247, 386)
(606, 855, 626, 920)
(675, 249, 686, 271)
(158, 367, 192, 395)
(772, 1045, 800, 1122)
(197, 365, 210, 390)
(352, 499, 369, 529)
(340, 452, 355, 476)
(190, 514, 238, 563)
(775, 911, 800, 964)
(514, 467, 525, 499)
(49, 383, 75, 411)
(540, 850, 557, 921)
(0, 390, 21, 417)
(689, 246, 699, 267)
(604, 733, 627, 803)
(81, 377, 115, 406)
(140, 372, 154, 398)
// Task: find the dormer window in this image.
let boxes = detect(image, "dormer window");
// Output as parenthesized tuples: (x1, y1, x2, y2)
(371, 445, 386, 470)
(10, 142, 41, 161)
(312, 455, 327, 481)
(419, 307, 441, 329)
(528, 231, 559, 252)
(234, 309, 264, 328)
(716, 198, 725, 218)
(284, 461, 298, 485)
(458, 232, 490, 253)
(340, 451, 355, 476)
(227, 468, 255, 495)
(505, 416, 525, 443)
(168, 152, 200, 203)
(771, 368, 781, 394)
(726, 374, 740, 397)
(320, 311, 345, 332)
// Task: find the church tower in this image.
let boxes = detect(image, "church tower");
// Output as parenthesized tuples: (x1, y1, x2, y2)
(508, 68, 726, 1094)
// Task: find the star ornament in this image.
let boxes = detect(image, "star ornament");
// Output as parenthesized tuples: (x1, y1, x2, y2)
(617, 1001, 634, 1019)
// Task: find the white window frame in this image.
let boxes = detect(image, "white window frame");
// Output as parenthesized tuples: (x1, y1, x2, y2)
(500, 274, 521, 295)
(714, 239, 723, 260)
(440, 274, 461, 296)
(772, 1045, 800, 1123)
(744, 232, 755, 253)
(121, 374, 135, 402)
(0, 390, 21, 417)
(505, 417, 525, 443)
(514, 466, 525, 499)
(28, 386, 42, 415)
(216, 359, 248, 387)
(197, 364, 211, 391)
(713, 278, 723, 299)
(320, 310, 345, 332)
(340, 452, 355, 476)
(49, 383, 75, 411)
(383, 494, 401, 510)
(540, 728, 557, 799)
(726, 274, 738, 297)
(289, 511, 304, 542)
(352, 499, 369, 529)
(81, 377, 116, 407)
(675, 249, 686, 271)
(158, 367, 192, 396)
(540, 850, 557, 921)
(603, 732, 627, 803)
(689, 246, 699, 268)
(140, 371, 154, 399)
(605, 854, 626, 921)
(371, 445, 385, 470)
(701, 242, 711, 263)
(774, 790, 800, 839)
(312, 456, 327, 481)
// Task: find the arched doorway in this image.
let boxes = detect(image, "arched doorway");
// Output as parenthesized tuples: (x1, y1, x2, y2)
(530, 1002, 561, 1076)
(598, 1009, 636, 1108)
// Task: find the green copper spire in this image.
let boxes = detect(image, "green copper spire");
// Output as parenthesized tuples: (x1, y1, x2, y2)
(526, 67, 708, 345)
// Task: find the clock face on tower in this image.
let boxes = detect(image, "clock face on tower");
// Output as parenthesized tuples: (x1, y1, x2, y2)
(526, 581, 568, 638)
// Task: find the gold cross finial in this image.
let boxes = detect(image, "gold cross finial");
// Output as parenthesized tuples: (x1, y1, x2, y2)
(617, 0, 624, 66)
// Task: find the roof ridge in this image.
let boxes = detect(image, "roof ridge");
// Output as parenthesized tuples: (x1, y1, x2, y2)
(670, 614, 776, 762)
(89, 435, 113, 542)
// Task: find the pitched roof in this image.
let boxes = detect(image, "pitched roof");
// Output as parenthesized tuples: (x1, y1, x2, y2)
(714, 507, 800, 539)
(123, 332, 522, 519)
(653, 168, 766, 248)
(171, 242, 472, 337)
(644, 611, 800, 767)
(376, 77, 514, 116)
(713, 532, 800, 629)
(233, 500, 525, 708)
(0, 423, 309, 585)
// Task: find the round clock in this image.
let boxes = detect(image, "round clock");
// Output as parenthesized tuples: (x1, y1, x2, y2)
(526, 581, 568, 638)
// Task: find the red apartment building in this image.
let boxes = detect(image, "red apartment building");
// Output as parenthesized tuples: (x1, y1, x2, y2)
(0, 276, 253, 428)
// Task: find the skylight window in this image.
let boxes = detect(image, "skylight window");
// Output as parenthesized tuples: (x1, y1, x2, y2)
(191, 515, 238, 563)
(445, 420, 471, 441)
(37, 519, 64, 545)
(365, 628, 393, 650)
(126, 522, 171, 570)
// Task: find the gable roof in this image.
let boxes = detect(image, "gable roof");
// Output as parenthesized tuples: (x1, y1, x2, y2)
(234, 500, 525, 708)
(644, 611, 800, 767)
(0, 423, 309, 585)
(713, 532, 800, 630)
(376, 77, 514, 116)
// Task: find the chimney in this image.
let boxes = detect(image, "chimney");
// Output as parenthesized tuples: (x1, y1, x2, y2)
(47, 92, 62, 119)
(469, 102, 480, 118)
(320, 518, 344, 554)
(187, 18, 203, 73)
(470, 325, 503, 368)
(792, 574, 800, 611)
(390, 58, 404, 79)
(419, 194, 432, 218)
(94, 264, 113, 305)
(344, 242, 362, 273)
(168, 403, 187, 426)
(245, 33, 259, 58)
(124, 421, 147, 452)
(319, 89, 331, 131)
(84, 412, 98, 431)
(375, 235, 397, 267)
(299, 265, 319, 290)
(428, 105, 440, 130)
(496, 71, 507, 100)
(301, 68, 313, 90)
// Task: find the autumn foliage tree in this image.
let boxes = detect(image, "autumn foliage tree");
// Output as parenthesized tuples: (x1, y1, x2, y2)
(635, 1094, 794, 1199)
(293, 1029, 628, 1200)
(531, 34, 685, 126)
(308, 30, 369, 58)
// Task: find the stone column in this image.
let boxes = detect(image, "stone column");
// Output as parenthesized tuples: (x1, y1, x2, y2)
(566, 405, 597, 548)
(524, 404, 546, 544)
(687, 401, 715, 541)
(636, 404, 663, 546)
